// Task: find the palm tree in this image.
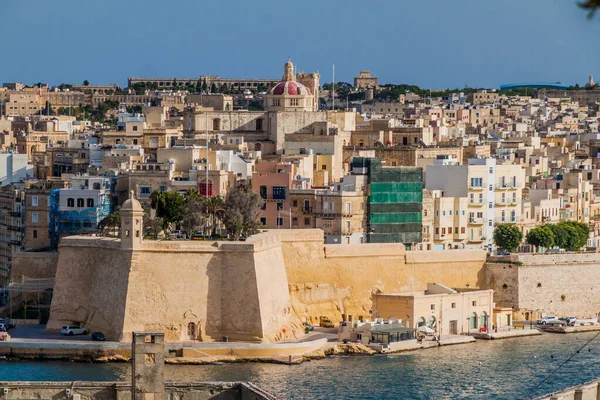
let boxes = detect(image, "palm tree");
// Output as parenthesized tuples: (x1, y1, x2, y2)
(203, 196, 225, 237)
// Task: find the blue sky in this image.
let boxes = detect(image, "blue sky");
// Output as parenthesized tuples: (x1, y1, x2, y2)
(0, 0, 598, 89)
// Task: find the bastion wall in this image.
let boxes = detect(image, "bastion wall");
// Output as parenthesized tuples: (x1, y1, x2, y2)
(279, 229, 488, 324)
(47, 232, 295, 343)
(485, 253, 600, 318)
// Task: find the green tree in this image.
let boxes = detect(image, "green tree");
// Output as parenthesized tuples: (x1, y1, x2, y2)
(202, 79, 208, 92)
(223, 209, 244, 241)
(581, 0, 600, 17)
(493, 223, 523, 252)
(126, 105, 143, 114)
(98, 211, 120, 236)
(526, 225, 555, 251)
(151, 191, 185, 226)
(203, 196, 226, 237)
(549, 221, 589, 251)
(210, 83, 217, 93)
(223, 187, 264, 240)
(181, 196, 205, 238)
(143, 213, 164, 238)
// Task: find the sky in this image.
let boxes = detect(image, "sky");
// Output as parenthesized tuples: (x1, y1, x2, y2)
(0, 0, 599, 89)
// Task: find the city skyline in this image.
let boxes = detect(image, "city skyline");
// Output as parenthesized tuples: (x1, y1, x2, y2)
(0, 0, 599, 89)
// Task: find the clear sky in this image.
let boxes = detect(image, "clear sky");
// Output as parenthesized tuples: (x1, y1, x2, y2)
(0, 0, 598, 89)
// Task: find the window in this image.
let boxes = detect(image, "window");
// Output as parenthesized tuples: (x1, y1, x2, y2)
(87, 199, 94, 207)
(489, 167, 493, 174)
(472, 301, 477, 306)
(451, 303, 456, 308)
(33, 230, 38, 238)
(470, 177, 483, 187)
(133, 139, 138, 145)
(260, 203, 266, 210)
(259, 185, 267, 199)
(187, 322, 195, 336)
(140, 186, 151, 199)
(304, 217, 310, 225)
(272, 186, 286, 200)
(423, 209, 428, 217)
(256, 119, 263, 131)
(461, 227, 465, 234)
(276, 217, 283, 226)
(277, 202, 284, 211)
(260, 217, 267, 226)
(31, 212, 38, 223)
(31, 196, 38, 207)
(77, 198, 84, 207)
(213, 118, 221, 130)
(290, 98, 299, 106)
(132, 126, 138, 131)
(159, 186, 166, 192)
(430, 304, 435, 310)
(67, 198, 75, 207)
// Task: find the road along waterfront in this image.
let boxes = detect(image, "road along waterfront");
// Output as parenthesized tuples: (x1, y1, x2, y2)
(1, 332, 599, 399)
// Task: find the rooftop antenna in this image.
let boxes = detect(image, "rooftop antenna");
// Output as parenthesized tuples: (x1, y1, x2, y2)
(332, 63, 335, 111)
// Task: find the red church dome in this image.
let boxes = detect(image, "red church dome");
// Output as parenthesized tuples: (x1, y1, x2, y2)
(269, 80, 310, 96)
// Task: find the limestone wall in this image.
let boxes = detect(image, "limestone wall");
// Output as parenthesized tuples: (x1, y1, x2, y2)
(485, 253, 600, 318)
(48, 233, 295, 343)
(279, 229, 487, 324)
(0, 381, 275, 400)
(11, 251, 59, 281)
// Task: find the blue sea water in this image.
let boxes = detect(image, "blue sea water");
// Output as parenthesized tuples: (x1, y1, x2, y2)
(1, 332, 599, 399)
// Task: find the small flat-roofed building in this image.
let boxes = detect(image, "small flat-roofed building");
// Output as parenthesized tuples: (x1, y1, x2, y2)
(372, 283, 495, 336)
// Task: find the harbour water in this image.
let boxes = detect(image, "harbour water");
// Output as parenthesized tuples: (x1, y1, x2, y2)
(1, 332, 599, 399)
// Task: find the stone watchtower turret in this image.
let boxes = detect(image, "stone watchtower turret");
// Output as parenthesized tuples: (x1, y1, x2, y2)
(121, 190, 144, 250)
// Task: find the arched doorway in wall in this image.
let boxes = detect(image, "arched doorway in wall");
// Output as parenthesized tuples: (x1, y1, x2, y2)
(417, 317, 426, 328)
(427, 316, 437, 330)
(187, 322, 196, 340)
(470, 312, 478, 330)
(480, 312, 488, 329)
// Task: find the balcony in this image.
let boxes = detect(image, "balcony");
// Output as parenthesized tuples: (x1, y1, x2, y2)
(496, 199, 520, 206)
(495, 216, 520, 223)
(302, 206, 313, 214)
(469, 185, 485, 191)
(469, 217, 484, 225)
(469, 200, 484, 207)
(468, 237, 486, 243)
(497, 182, 521, 190)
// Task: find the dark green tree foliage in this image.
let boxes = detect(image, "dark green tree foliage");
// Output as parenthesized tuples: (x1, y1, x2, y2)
(151, 191, 185, 226)
(493, 223, 523, 251)
(549, 221, 589, 251)
(526, 225, 555, 250)
(580, 0, 600, 17)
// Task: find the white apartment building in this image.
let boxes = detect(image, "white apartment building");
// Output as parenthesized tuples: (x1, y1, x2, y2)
(426, 157, 525, 251)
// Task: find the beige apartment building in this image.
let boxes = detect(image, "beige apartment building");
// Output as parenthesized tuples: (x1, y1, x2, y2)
(24, 185, 52, 251)
(426, 157, 525, 251)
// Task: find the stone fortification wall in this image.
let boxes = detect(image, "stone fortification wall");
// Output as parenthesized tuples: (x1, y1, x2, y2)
(486, 253, 600, 318)
(11, 251, 59, 281)
(48, 232, 295, 343)
(0, 381, 275, 400)
(46, 238, 132, 339)
(279, 229, 487, 324)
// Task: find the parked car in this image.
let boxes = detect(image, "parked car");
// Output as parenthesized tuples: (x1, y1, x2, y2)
(61, 325, 89, 336)
(538, 316, 558, 325)
(302, 322, 314, 332)
(91, 332, 106, 341)
(0, 319, 16, 329)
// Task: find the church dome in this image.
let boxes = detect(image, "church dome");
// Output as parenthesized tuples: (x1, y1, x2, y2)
(267, 58, 312, 96)
(269, 80, 310, 96)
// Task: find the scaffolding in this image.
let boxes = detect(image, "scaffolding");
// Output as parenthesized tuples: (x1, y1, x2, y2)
(0, 276, 54, 322)
(352, 158, 423, 244)
(50, 187, 113, 247)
